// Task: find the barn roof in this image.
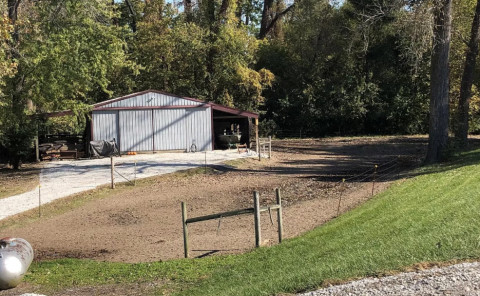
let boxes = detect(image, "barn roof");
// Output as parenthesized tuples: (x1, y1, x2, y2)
(44, 90, 259, 119)
(93, 90, 259, 118)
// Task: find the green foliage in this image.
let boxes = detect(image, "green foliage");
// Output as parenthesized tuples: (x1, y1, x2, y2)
(134, 0, 273, 111)
(0, 0, 138, 166)
(258, 0, 432, 136)
(0, 0, 478, 161)
(27, 0, 137, 110)
(0, 112, 36, 168)
(237, 0, 263, 35)
(0, 15, 16, 95)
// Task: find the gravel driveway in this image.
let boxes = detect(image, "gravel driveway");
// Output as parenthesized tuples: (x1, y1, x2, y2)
(0, 150, 254, 220)
(299, 262, 480, 296)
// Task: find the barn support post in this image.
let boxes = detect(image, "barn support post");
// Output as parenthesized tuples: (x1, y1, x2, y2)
(275, 188, 283, 243)
(253, 191, 261, 248)
(181, 202, 189, 258)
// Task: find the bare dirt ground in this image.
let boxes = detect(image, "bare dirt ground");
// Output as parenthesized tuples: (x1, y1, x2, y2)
(0, 136, 428, 265)
(0, 164, 40, 200)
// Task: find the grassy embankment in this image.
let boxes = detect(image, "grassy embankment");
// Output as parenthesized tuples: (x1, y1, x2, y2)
(23, 149, 480, 295)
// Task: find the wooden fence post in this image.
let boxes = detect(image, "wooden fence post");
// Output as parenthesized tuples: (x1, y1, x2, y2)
(255, 118, 259, 155)
(38, 184, 41, 217)
(268, 136, 272, 159)
(134, 161, 137, 186)
(182, 202, 189, 258)
(110, 157, 115, 189)
(35, 137, 40, 163)
(258, 139, 261, 161)
(337, 178, 345, 216)
(253, 191, 261, 248)
(371, 164, 377, 196)
(275, 188, 283, 243)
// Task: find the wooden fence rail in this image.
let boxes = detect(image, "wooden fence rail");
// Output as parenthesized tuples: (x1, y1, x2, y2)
(181, 189, 283, 258)
(258, 136, 272, 160)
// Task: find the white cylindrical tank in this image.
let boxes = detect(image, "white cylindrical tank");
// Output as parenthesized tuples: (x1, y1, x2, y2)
(0, 237, 34, 290)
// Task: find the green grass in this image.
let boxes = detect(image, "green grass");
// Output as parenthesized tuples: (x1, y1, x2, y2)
(24, 149, 480, 295)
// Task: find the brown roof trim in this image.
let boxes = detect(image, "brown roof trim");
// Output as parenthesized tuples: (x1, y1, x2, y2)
(210, 103, 258, 118)
(94, 89, 259, 118)
(93, 89, 204, 108)
(94, 104, 209, 111)
(40, 90, 259, 119)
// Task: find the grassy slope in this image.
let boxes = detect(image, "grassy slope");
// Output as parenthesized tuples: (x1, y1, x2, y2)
(25, 150, 480, 295)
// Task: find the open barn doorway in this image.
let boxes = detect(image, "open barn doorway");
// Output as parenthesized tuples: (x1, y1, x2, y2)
(212, 109, 255, 150)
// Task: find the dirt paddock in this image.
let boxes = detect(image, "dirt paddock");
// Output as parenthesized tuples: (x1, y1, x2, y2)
(0, 137, 428, 263)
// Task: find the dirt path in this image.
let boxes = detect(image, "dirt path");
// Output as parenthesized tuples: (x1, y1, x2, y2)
(0, 137, 427, 263)
(0, 165, 41, 200)
(0, 150, 253, 220)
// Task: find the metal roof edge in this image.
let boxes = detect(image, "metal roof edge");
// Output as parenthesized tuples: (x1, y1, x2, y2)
(93, 90, 258, 118)
(93, 89, 204, 108)
(39, 90, 259, 119)
(210, 103, 259, 118)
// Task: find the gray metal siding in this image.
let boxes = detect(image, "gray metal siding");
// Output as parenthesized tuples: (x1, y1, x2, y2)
(119, 110, 153, 152)
(92, 111, 118, 142)
(100, 92, 201, 108)
(93, 101, 212, 152)
(186, 108, 212, 151)
(153, 109, 187, 150)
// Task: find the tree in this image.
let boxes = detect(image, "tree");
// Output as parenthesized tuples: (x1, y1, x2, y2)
(134, 0, 273, 111)
(425, 0, 452, 163)
(0, 13, 16, 95)
(0, 0, 136, 168)
(454, 0, 480, 146)
(259, 0, 297, 39)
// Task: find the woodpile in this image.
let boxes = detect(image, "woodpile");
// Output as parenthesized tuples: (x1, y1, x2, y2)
(39, 141, 85, 160)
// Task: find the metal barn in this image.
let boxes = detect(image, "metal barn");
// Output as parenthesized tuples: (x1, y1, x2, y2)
(90, 90, 258, 153)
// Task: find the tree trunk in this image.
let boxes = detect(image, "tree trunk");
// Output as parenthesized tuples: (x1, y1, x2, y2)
(184, 0, 193, 22)
(259, 0, 274, 39)
(455, 0, 480, 146)
(125, 0, 137, 32)
(236, 0, 243, 26)
(204, 0, 217, 101)
(7, 0, 20, 41)
(425, 0, 452, 164)
(259, 0, 296, 39)
(218, 0, 232, 24)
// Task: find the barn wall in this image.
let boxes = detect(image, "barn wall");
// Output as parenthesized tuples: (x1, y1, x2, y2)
(93, 108, 212, 152)
(186, 108, 212, 151)
(92, 111, 118, 142)
(153, 109, 187, 150)
(98, 92, 202, 108)
(119, 110, 153, 152)
(92, 92, 218, 152)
